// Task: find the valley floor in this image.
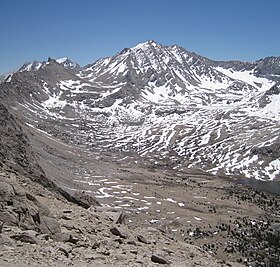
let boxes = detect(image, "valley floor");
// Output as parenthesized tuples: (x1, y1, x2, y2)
(9, 123, 278, 266)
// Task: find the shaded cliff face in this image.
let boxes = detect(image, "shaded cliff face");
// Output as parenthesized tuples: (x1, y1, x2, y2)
(0, 104, 50, 187)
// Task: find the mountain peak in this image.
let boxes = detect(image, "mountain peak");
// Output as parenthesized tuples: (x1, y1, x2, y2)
(17, 57, 80, 73)
(131, 40, 161, 51)
(56, 57, 68, 64)
(56, 57, 80, 70)
(17, 60, 45, 72)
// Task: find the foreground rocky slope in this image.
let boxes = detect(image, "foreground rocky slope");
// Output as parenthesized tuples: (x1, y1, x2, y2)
(0, 104, 47, 184)
(2, 167, 239, 267)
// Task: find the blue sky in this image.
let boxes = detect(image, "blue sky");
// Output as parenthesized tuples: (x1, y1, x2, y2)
(0, 0, 279, 74)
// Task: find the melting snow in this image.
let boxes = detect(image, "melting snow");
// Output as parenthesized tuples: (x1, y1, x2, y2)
(215, 67, 274, 91)
(164, 198, 177, 203)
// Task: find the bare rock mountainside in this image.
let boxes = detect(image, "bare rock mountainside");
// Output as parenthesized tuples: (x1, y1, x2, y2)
(2, 41, 280, 181)
(0, 41, 280, 266)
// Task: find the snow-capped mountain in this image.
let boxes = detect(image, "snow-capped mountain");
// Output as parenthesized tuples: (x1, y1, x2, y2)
(55, 57, 80, 70)
(1, 40, 280, 180)
(17, 57, 80, 73)
(18, 60, 46, 72)
(0, 57, 80, 84)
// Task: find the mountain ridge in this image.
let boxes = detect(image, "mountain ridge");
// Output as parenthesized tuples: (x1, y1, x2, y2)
(1, 40, 280, 180)
(3, 40, 279, 80)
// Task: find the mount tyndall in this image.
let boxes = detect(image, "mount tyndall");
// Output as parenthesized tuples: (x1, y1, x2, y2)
(0, 41, 279, 266)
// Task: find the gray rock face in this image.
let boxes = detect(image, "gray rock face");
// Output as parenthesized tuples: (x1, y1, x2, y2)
(0, 177, 60, 234)
(255, 56, 280, 77)
(11, 230, 39, 244)
(57, 188, 100, 209)
(0, 181, 15, 204)
(39, 215, 61, 235)
(137, 234, 150, 244)
(73, 191, 100, 209)
(0, 104, 52, 187)
(151, 253, 170, 264)
(105, 211, 126, 224)
(0, 170, 60, 235)
(0, 221, 3, 233)
(0, 210, 18, 226)
(251, 143, 280, 160)
(110, 227, 128, 239)
(258, 83, 280, 107)
(0, 233, 15, 246)
(55, 242, 73, 257)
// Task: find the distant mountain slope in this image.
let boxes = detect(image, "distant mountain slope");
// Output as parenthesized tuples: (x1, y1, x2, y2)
(18, 57, 80, 73)
(1, 40, 280, 180)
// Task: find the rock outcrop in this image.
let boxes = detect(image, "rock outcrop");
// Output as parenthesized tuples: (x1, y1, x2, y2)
(0, 170, 60, 235)
(0, 104, 53, 188)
